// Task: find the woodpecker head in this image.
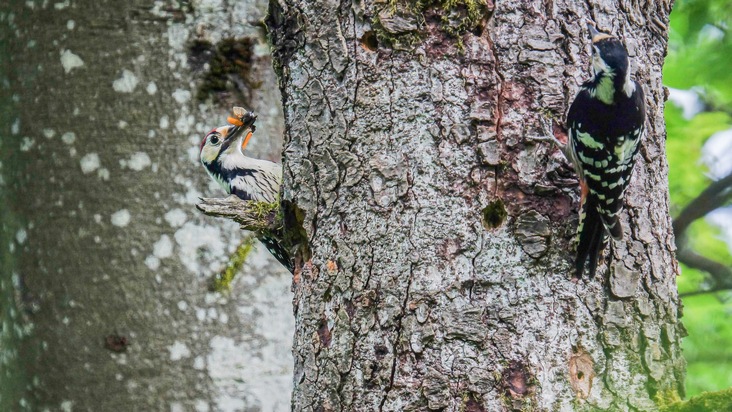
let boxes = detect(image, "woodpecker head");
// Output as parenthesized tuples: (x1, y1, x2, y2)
(199, 111, 257, 171)
(587, 23, 629, 78)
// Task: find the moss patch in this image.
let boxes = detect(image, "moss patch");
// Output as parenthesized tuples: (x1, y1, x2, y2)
(209, 238, 255, 292)
(482, 199, 507, 230)
(250, 200, 282, 233)
(373, 0, 491, 50)
(660, 388, 732, 412)
(188, 37, 261, 103)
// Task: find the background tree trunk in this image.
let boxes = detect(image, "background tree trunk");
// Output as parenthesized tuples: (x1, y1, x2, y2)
(0, 1, 293, 410)
(268, 0, 683, 410)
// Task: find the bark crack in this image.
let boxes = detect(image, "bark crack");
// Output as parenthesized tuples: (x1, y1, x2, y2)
(378, 262, 414, 412)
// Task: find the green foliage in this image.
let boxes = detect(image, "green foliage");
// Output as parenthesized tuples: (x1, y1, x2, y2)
(665, 0, 732, 108)
(665, 105, 730, 211)
(665, 0, 732, 398)
(680, 294, 732, 395)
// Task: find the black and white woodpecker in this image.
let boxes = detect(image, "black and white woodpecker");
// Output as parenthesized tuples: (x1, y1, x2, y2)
(199, 109, 293, 273)
(553, 22, 646, 278)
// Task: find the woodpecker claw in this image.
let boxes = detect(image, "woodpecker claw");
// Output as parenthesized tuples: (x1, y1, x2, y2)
(535, 116, 571, 155)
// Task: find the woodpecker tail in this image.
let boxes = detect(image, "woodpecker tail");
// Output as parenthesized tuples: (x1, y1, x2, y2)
(575, 197, 607, 279)
(600, 214, 623, 241)
(259, 235, 294, 274)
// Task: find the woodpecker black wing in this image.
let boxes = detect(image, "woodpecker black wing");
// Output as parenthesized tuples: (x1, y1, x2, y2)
(567, 81, 645, 278)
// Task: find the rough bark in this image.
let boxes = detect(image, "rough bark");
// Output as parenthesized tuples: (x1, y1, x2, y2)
(0, 1, 292, 410)
(268, 0, 683, 410)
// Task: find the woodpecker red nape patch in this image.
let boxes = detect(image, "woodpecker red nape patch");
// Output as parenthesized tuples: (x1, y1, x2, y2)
(200, 129, 217, 152)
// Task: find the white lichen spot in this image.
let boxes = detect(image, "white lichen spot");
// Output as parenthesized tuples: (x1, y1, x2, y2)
(60, 50, 84, 74)
(117, 120, 128, 129)
(164, 209, 187, 227)
(42, 128, 55, 138)
(11, 118, 19, 135)
(168, 341, 191, 361)
(175, 113, 193, 134)
(185, 187, 203, 205)
(62, 317, 69, 325)
(215, 396, 245, 412)
(66, 19, 75, 30)
(54, 1, 70, 10)
(93, 214, 102, 223)
(146, 81, 157, 95)
(97, 168, 110, 181)
(193, 356, 205, 370)
(153, 235, 173, 259)
(61, 131, 76, 144)
(20, 137, 34, 151)
(145, 256, 160, 270)
(159, 115, 170, 129)
(171, 89, 191, 104)
(60, 400, 73, 412)
(166, 24, 189, 51)
(170, 402, 184, 412)
(195, 308, 206, 321)
(16, 229, 27, 244)
(125, 152, 151, 171)
(188, 146, 201, 164)
(177, 300, 188, 311)
(112, 69, 139, 93)
(80, 153, 100, 174)
(219, 312, 229, 324)
(194, 400, 210, 412)
(110, 209, 131, 227)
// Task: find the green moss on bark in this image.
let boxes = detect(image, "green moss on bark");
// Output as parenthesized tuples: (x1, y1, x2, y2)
(209, 238, 255, 292)
(659, 388, 732, 412)
(373, 0, 490, 50)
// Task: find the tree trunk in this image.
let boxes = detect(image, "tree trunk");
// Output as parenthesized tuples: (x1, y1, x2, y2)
(268, 0, 683, 410)
(0, 1, 293, 410)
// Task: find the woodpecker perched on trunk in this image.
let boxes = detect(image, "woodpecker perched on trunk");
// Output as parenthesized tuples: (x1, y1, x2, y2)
(553, 23, 646, 278)
(199, 109, 293, 273)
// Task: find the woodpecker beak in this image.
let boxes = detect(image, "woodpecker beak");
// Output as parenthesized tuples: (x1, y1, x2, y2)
(587, 20, 612, 43)
(226, 111, 257, 152)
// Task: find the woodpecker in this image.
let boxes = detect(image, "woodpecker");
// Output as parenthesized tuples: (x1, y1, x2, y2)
(200, 109, 293, 273)
(555, 23, 646, 278)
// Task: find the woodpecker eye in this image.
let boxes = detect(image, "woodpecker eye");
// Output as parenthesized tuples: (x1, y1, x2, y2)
(209, 135, 220, 145)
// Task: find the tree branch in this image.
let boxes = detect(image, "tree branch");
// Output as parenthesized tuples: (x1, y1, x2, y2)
(673, 171, 732, 237)
(677, 246, 732, 298)
(196, 195, 282, 234)
(672, 171, 732, 297)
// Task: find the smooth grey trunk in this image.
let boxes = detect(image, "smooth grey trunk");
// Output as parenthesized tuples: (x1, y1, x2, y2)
(0, 1, 292, 411)
(268, 0, 683, 410)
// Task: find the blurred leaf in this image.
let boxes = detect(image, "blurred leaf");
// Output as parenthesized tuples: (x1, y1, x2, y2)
(665, 0, 732, 108)
(680, 293, 732, 396)
(665, 104, 730, 212)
